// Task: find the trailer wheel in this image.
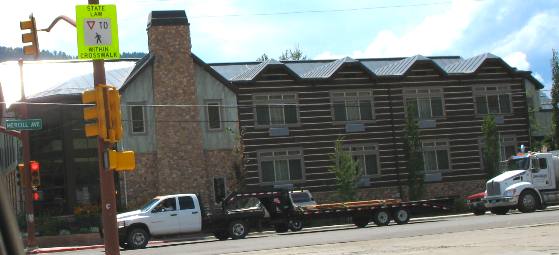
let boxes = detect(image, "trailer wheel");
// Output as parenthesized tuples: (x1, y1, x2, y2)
(126, 227, 150, 249)
(352, 215, 369, 228)
(274, 223, 289, 233)
(288, 220, 304, 232)
(490, 207, 509, 215)
(213, 231, 230, 241)
(392, 208, 410, 224)
(518, 190, 538, 213)
(228, 220, 249, 240)
(372, 209, 391, 226)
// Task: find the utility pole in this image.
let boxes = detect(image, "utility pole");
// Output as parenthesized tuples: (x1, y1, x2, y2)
(88, 1, 120, 254)
(18, 58, 37, 249)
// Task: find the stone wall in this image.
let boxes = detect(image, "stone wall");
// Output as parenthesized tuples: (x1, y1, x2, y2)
(120, 153, 158, 209)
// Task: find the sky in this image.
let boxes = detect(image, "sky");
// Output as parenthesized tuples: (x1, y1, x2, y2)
(1, 0, 558, 96)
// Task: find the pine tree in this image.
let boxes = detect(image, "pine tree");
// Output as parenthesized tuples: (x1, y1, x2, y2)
(403, 104, 424, 201)
(551, 49, 559, 150)
(482, 115, 500, 179)
(329, 137, 361, 201)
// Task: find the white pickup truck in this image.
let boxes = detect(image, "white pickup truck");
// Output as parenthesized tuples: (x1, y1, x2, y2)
(484, 151, 559, 214)
(116, 190, 314, 249)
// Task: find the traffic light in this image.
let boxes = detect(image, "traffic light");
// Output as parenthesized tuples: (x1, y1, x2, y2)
(16, 163, 25, 186)
(82, 86, 107, 139)
(106, 86, 123, 143)
(20, 14, 40, 59)
(33, 191, 43, 201)
(108, 150, 135, 171)
(29, 161, 40, 188)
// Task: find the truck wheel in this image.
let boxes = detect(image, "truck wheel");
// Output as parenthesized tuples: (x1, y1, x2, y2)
(126, 227, 150, 249)
(352, 215, 369, 228)
(228, 220, 249, 240)
(490, 207, 509, 215)
(274, 223, 289, 233)
(392, 208, 410, 224)
(119, 240, 127, 249)
(213, 231, 230, 241)
(288, 220, 304, 232)
(472, 208, 486, 216)
(372, 209, 391, 226)
(518, 190, 538, 213)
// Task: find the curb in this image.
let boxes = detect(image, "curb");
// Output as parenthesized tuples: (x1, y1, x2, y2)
(28, 241, 165, 254)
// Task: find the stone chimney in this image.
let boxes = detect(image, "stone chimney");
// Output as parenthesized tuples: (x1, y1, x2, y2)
(146, 11, 208, 197)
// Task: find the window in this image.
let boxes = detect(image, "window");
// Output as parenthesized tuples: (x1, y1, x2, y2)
(259, 149, 304, 183)
(422, 140, 450, 172)
(130, 105, 145, 133)
(179, 196, 195, 210)
(254, 94, 298, 127)
(474, 86, 512, 115)
(206, 100, 222, 130)
(213, 177, 226, 203)
(500, 136, 517, 160)
(344, 144, 380, 176)
(404, 88, 444, 119)
(331, 91, 374, 122)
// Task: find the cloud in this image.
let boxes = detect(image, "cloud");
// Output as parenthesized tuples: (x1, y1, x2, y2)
(492, 12, 559, 57)
(503, 51, 530, 70)
(313, 0, 487, 59)
(314, 51, 344, 60)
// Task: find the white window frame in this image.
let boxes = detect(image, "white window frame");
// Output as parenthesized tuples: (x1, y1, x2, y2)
(128, 103, 146, 134)
(205, 99, 223, 131)
(421, 140, 451, 172)
(253, 93, 299, 128)
(343, 143, 381, 176)
(403, 87, 445, 120)
(473, 85, 513, 115)
(330, 90, 375, 123)
(257, 148, 305, 184)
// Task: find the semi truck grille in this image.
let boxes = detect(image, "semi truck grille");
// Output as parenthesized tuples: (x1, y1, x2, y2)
(486, 181, 500, 196)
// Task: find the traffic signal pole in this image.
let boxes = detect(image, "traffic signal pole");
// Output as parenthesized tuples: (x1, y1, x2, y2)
(93, 60, 120, 255)
(89, 0, 120, 251)
(18, 59, 37, 249)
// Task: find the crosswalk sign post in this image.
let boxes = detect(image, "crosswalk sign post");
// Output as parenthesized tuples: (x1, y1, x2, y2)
(76, 4, 119, 59)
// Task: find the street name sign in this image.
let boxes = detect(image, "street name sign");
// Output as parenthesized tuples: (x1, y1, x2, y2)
(76, 4, 120, 60)
(6, 119, 42, 131)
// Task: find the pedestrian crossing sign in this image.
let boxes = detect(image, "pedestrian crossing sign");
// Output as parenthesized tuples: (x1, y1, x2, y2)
(76, 4, 120, 60)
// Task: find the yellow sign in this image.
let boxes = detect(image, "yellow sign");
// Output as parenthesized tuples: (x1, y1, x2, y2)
(76, 4, 120, 60)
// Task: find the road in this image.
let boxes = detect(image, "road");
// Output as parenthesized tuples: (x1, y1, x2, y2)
(59, 208, 559, 255)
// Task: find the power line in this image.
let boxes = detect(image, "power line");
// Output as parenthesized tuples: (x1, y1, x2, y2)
(189, 1, 455, 19)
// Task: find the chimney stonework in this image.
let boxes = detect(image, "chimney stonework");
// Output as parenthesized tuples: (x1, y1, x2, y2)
(146, 11, 211, 202)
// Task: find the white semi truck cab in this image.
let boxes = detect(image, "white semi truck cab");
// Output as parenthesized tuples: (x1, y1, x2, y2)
(484, 151, 559, 214)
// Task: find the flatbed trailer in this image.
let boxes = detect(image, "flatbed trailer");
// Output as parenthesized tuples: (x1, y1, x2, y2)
(222, 189, 454, 231)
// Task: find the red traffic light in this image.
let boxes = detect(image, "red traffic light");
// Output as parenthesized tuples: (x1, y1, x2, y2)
(30, 161, 40, 172)
(33, 191, 40, 201)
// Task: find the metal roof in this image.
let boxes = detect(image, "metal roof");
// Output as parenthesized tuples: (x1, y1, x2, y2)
(206, 53, 543, 89)
(0, 60, 136, 107)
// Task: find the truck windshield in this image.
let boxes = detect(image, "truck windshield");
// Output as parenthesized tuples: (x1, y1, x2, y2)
(140, 199, 160, 212)
(505, 157, 530, 171)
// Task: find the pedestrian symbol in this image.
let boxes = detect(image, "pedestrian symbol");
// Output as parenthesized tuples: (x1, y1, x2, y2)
(83, 18, 112, 46)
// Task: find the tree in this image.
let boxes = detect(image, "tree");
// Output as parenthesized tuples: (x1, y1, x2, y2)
(256, 53, 269, 62)
(403, 104, 424, 201)
(482, 115, 500, 179)
(279, 45, 307, 61)
(256, 45, 307, 61)
(329, 137, 361, 201)
(551, 49, 559, 150)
